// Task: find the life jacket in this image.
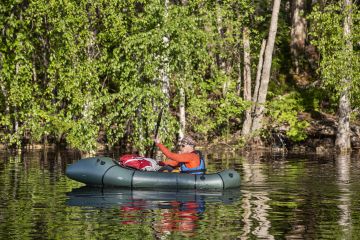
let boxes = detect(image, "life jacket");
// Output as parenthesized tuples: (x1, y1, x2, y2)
(180, 150, 206, 174)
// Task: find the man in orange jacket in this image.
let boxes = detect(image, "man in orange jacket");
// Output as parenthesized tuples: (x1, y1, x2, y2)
(155, 136, 206, 174)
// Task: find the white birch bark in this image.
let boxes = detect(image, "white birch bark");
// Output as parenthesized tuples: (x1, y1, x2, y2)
(237, 50, 242, 96)
(14, 62, 19, 134)
(251, 0, 281, 132)
(252, 39, 267, 113)
(161, 0, 170, 101)
(241, 27, 252, 136)
(179, 87, 186, 139)
(215, 2, 230, 96)
(0, 55, 10, 115)
(335, 0, 352, 152)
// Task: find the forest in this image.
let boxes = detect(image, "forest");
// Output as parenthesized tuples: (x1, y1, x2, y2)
(0, 0, 359, 154)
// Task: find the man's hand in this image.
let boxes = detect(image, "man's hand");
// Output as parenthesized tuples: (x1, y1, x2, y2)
(154, 136, 161, 144)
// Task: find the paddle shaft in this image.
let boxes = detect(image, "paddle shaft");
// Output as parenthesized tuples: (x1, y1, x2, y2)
(149, 108, 163, 158)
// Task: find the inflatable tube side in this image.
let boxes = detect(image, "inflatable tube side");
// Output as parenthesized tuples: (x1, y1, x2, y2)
(65, 157, 116, 185)
(195, 174, 224, 190)
(103, 165, 135, 187)
(132, 171, 178, 189)
(66, 157, 241, 190)
(176, 174, 196, 189)
(218, 170, 241, 189)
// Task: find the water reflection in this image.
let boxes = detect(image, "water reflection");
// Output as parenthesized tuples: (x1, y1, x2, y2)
(241, 151, 275, 240)
(66, 186, 241, 237)
(336, 154, 352, 237)
(3, 149, 360, 239)
(66, 186, 240, 207)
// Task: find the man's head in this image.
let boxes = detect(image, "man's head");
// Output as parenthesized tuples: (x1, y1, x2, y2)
(178, 136, 196, 153)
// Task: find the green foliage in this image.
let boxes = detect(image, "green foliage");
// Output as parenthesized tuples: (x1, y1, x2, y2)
(267, 92, 309, 142)
(308, 3, 360, 104)
(187, 94, 215, 137)
(187, 71, 248, 141)
(217, 91, 248, 127)
(0, 0, 245, 151)
(299, 87, 338, 114)
(0, 0, 307, 151)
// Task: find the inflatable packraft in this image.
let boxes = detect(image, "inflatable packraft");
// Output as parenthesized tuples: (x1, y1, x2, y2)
(66, 157, 240, 190)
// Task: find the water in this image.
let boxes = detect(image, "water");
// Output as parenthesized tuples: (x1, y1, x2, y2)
(1, 149, 360, 239)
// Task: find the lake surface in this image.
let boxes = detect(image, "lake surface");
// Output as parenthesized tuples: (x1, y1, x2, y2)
(1, 149, 360, 239)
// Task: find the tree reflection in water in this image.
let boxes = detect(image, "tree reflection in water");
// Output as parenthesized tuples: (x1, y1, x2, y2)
(66, 186, 239, 238)
(3, 149, 360, 239)
(241, 151, 275, 240)
(336, 153, 352, 238)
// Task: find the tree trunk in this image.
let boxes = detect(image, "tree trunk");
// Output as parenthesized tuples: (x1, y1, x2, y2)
(215, 2, 230, 97)
(241, 27, 252, 136)
(251, 0, 281, 133)
(179, 87, 186, 139)
(14, 62, 20, 135)
(252, 39, 267, 112)
(0, 53, 9, 115)
(237, 50, 242, 96)
(161, 0, 170, 101)
(335, 0, 352, 152)
(0, 84, 9, 114)
(290, 0, 307, 74)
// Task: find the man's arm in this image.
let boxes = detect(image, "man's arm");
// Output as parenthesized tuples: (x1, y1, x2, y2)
(156, 143, 199, 163)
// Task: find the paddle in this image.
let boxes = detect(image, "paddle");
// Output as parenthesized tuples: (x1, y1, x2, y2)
(149, 107, 164, 159)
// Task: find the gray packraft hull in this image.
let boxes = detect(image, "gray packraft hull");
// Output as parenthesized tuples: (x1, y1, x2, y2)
(66, 157, 240, 190)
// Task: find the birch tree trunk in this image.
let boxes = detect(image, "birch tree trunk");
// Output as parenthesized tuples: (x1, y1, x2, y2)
(0, 53, 10, 116)
(335, 0, 352, 152)
(252, 39, 267, 113)
(179, 87, 186, 139)
(215, 2, 230, 96)
(14, 62, 20, 134)
(177, 0, 189, 140)
(241, 27, 253, 136)
(251, 0, 281, 133)
(290, 0, 307, 74)
(237, 50, 242, 96)
(161, 0, 171, 101)
(160, 38, 170, 101)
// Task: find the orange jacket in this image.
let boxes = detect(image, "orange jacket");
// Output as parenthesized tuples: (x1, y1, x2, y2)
(156, 143, 200, 169)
